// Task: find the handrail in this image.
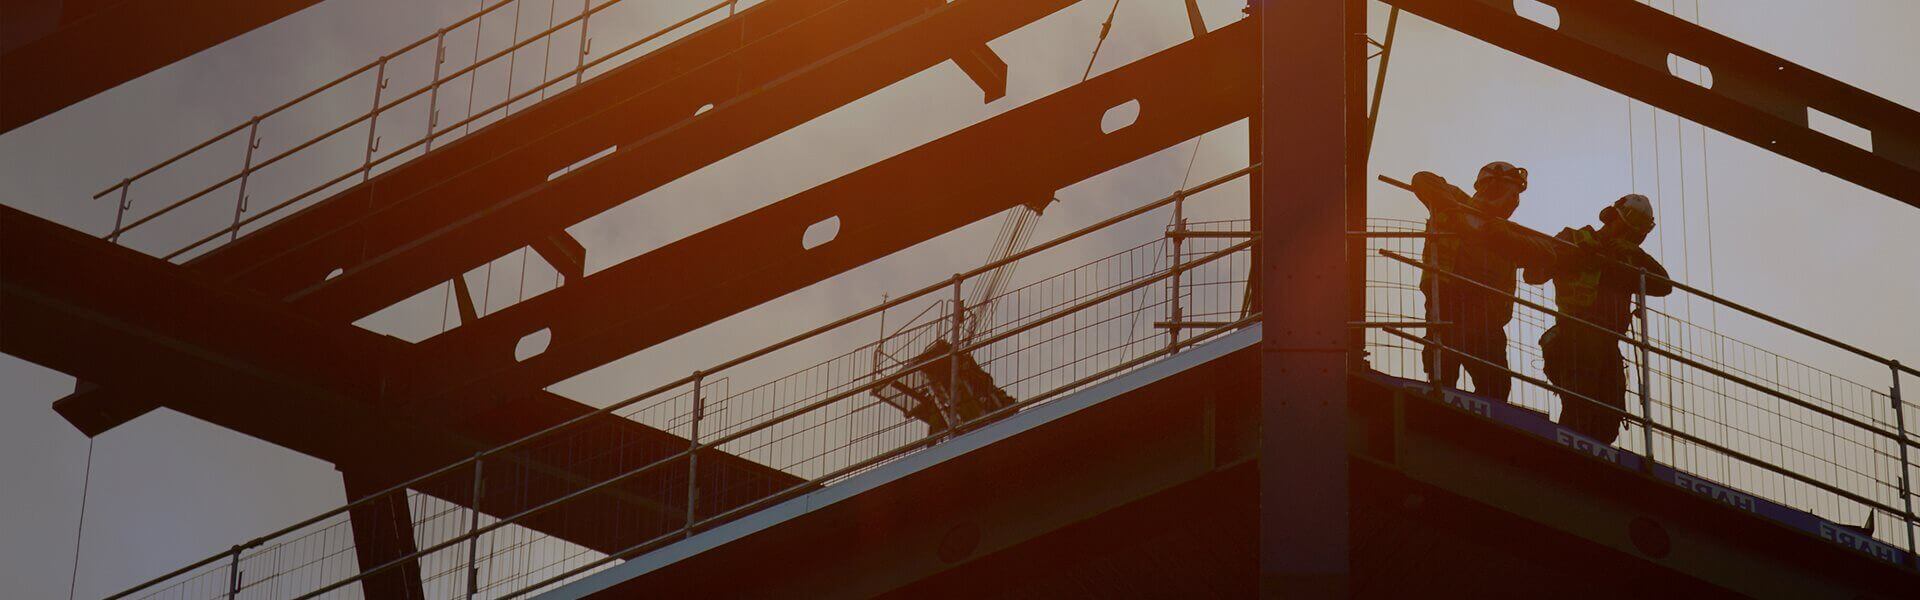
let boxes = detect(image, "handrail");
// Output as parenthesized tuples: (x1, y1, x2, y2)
(1378, 248, 1914, 449)
(91, 0, 525, 200)
(1371, 324, 1913, 521)
(156, 0, 739, 261)
(1377, 175, 1918, 380)
(107, 163, 1259, 600)
(98, 0, 738, 251)
(293, 232, 1259, 600)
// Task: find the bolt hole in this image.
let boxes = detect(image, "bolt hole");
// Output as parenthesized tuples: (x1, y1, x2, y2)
(1100, 99, 1140, 134)
(515, 328, 552, 362)
(802, 216, 840, 250)
(1513, 0, 1560, 29)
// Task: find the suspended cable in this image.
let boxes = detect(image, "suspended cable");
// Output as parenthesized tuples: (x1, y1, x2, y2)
(1082, 0, 1123, 82)
(67, 438, 95, 600)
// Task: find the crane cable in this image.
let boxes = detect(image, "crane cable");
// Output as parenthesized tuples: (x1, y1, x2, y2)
(67, 439, 95, 600)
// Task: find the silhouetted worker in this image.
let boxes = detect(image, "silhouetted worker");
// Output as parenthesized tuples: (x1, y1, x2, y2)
(1410, 161, 1537, 401)
(1525, 193, 1673, 444)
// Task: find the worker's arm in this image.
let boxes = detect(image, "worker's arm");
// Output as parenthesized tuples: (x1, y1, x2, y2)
(1632, 248, 1676, 297)
(1488, 219, 1560, 270)
(1408, 171, 1471, 215)
(1522, 229, 1573, 286)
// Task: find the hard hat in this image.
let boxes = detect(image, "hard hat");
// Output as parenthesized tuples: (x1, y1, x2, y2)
(1601, 193, 1656, 231)
(1475, 161, 1529, 192)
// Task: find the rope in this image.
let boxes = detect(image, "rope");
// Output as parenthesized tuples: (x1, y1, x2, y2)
(67, 438, 95, 600)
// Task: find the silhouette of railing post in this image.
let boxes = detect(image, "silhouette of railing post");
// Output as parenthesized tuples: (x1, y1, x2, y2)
(109, 179, 131, 244)
(944, 274, 966, 435)
(464, 455, 484, 600)
(1892, 360, 1915, 560)
(1635, 272, 1656, 469)
(1425, 251, 1442, 392)
(575, 0, 592, 85)
(426, 29, 448, 153)
(1168, 192, 1185, 354)
(686, 371, 704, 537)
(228, 117, 261, 242)
(362, 56, 389, 182)
(223, 546, 241, 600)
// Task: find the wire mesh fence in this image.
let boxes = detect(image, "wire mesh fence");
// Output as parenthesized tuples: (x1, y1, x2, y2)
(1362, 217, 1918, 556)
(113, 169, 1258, 600)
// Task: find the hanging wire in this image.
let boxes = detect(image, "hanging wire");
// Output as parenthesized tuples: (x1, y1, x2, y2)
(1082, 0, 1123, 82)
(67, 438, 95, 600)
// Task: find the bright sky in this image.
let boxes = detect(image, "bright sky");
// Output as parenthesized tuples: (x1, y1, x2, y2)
(2, 1, 1916, 598)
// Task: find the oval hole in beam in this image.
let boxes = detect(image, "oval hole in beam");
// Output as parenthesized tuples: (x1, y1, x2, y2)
(803, 216, 840, 250)
(1513, 0, 1560, 29)
(325, 267, 344, 280)
(1100, 99, 1140, 134)
(696, 103, 715, 116)
(1666, 53, 1714, 88)
(515, 328, 552, 362)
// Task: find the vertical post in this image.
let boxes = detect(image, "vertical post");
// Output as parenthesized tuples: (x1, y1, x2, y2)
(363, 56, 389, 181)
(464, 455, 484, 600)
(1891, 361, 1916, 561)
(1258, 0, 1360, 597)
(686, 371, 704, 537)
(1169, 191, 1185, 353)
(575, 0, 592, 85)
(426, 29, 448, 153)
(1427, 256, 1443, 391)
(944, 275, 966, 435)
(109, 179, 132, 243)
(224, 547, 241, 600)
(229, 117, 261, 242)
(1635, 272, 1657, 468)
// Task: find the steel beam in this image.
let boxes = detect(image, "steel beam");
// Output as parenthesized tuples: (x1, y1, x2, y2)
(1, 206, 797, 556)
(57, 0, 1074, 434)
(342, 472, 426, 600)
(1257, 0, 1361, 597)
(0, 0, 323, 133)
(388, 17, 1259, 419)
(1383, 0, 1920, 206)
(274, 0, 1085, 323)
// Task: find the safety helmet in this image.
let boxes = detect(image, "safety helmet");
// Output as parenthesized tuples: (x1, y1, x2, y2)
(1474, 161, 1529, 193)
(1601, 193, 1656, 232)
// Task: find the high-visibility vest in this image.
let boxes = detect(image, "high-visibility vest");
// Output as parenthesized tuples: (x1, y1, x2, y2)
(1556, 227, 1606, 315)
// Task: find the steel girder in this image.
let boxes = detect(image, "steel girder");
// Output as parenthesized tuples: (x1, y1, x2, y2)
(53, 0, 1050, 435)
(0, 0, 324, 133)
(0, 205, 798, 556)
(1256, 0, 1362, 595)
(380, 13, 1259, 420)
(1383, 0, 1920, 206)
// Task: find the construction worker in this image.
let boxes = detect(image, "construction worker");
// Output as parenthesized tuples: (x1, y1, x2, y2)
(1409, 161, 1546, 401)
(1525, 194, 1673, 444)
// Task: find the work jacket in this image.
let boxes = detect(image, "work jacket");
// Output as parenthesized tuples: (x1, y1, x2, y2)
(1524, 226, 1673, 334)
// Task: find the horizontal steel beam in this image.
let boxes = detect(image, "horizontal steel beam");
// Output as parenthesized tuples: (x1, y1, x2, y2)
(1383, 0, 1920, 206)
(1, 205, 796, 555)
(0, 0, 323, 133)
(59, 0, 1065, 434)
(395, 17, 1260, 416)
(278, 0, 1085, 322)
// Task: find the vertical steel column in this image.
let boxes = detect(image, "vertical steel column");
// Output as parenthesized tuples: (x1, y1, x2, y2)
(1258, 0, 1360, 597)
(229, 117, 261, 242)
(686, 371, 704, 537)
(363, 57, 389, 181)
(1636, 272, 1657, 468)
(1891, 361, 1916, 561)
(426, 29, 448, 153)
(464, 456, 484, 600)
(575, 0, 592, 85)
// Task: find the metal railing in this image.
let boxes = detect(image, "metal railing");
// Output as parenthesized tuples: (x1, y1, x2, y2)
(109, 165, 1260, 600)
(1360, 218, 1918, 558)
(96, 0, 750, 260)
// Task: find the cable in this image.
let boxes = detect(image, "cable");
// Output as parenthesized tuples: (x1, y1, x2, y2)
(1082, 0, 1122, 82)
(67, 438, 95, 600)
